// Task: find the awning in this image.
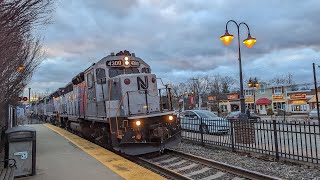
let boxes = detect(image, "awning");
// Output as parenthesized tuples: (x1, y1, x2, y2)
(256, 98, 271, 105)
(308, 93, 320, 103)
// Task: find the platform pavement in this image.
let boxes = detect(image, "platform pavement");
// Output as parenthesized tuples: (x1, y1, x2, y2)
(18, 124, 165, 180)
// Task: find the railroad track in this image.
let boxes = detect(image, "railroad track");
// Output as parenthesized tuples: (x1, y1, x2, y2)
(47, 123, 281, 180)
(136, 149, 281, 180)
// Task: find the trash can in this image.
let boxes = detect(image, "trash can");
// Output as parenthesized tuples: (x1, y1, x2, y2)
(5, 126, 36, 177)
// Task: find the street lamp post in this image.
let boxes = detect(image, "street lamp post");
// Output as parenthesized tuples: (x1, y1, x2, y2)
(220, 20, 256, 114)
(248, 77, 259, 113)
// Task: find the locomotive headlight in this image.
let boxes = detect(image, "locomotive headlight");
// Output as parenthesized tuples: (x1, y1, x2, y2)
(135, 120, 141, 126)
(124, 59, 130, 66)
(168, 115, 174, 121)
(124, 56, 130, 66)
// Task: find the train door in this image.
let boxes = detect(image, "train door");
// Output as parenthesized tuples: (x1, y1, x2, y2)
(95, 67, 107, 117)
(85, 69, 97, 117)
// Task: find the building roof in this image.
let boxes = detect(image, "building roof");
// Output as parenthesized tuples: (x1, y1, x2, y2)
(256, 98, 271, 105)
(308, 93, 320, 103)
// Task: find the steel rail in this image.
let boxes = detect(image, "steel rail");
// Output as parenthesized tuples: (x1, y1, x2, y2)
(124, 154, 191, 180)
(168, 149, 282, 180)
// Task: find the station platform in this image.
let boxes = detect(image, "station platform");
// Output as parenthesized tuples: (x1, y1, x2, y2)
(19, 124, 165, 180)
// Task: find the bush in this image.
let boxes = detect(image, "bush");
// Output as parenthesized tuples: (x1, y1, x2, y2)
(267, 108, 274, 115)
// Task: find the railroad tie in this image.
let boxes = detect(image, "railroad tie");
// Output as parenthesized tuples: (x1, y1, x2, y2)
(200, 171, 226, 180)
(175, 163, 198, 171)
(185, 167, 211, 177)
(164, 160, 187, 168)
(155, 157, 179, 164)
(151, 155, 171, 162)
(231, 177, 245, 180)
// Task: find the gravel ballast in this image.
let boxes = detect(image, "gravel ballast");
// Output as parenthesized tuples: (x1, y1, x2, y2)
(172, 142, 320, 179)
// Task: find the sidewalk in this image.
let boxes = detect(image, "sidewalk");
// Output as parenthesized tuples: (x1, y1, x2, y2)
(19, 124, 123, 180)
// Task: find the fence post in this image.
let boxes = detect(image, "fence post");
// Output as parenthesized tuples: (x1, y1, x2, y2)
(200, 117, 204, 146)
(272, 120, 279, 161)
(230, 120, 235, 152)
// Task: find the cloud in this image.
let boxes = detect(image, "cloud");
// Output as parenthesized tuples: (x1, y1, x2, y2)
(28, 0, 320, 94)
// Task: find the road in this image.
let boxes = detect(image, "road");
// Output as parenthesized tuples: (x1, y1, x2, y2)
(182, 121, 320, 164)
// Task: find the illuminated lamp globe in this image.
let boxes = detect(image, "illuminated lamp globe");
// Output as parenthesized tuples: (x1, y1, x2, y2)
(17, 66, 24, 72)
(243, 34, 256, 48)
(135, 120, 141, 126)
(220, 30, 234, 46)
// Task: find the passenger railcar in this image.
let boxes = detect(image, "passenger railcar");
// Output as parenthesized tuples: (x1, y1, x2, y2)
(32, 50, 181, 155)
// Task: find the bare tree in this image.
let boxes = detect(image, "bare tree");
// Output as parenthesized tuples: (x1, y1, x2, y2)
(207, 75, 236, 114)
(0, 0, 54, 131)
(186, 76, 209, 109)
(268, 73, 298, 91)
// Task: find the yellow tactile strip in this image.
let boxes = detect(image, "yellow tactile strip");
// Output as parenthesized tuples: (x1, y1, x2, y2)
(44, 124, 165, 180)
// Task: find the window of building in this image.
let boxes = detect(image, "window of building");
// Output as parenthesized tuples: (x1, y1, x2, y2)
(245, 89, 252, 96)
(96, 68, 106, 84)
(274, 87, 282, 94)
(273, 102, 285, 110)
(259, 84, 265, 93)
(291, 105, 307, 112)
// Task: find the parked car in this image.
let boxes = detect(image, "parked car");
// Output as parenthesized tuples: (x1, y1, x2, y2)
(226, 111, 261, 121)
(309, 108, 319, 119)
(180, 110, 229, 134)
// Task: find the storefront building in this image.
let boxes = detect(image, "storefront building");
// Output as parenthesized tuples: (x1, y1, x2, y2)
(308, 92, 320, 110)
(227, 93, 240, 112)
(272, 94, 286, 111)
(255, 98, 271, 115)
(287, 93, 308, 113)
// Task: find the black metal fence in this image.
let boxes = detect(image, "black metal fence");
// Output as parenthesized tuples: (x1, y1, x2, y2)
(181, 117, 320, 164)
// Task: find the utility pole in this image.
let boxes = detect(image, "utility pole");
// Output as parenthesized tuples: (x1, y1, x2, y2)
(191, 78, 199, 109)
(313, 63, 320, 122)
(28, 87, 31, 105)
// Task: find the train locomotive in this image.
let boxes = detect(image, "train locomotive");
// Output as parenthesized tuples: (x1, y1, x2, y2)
(31, 50, 181, 155)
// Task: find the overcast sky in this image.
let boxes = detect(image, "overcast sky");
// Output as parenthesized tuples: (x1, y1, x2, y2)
(26, 0, 320, 96)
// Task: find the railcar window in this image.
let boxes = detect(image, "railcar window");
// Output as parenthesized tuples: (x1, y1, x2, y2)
(96, 68, 106, 84)
(109, 68, 140, 78)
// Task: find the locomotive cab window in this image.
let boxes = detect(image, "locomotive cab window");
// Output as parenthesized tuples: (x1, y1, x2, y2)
(87, 73, 94, 88)
(109, 68, 140, 78)
(142, 67, 150, 73)
(96, 68, 106, 84)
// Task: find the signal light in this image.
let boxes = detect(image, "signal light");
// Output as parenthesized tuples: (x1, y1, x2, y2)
(18, 97, 28, 101)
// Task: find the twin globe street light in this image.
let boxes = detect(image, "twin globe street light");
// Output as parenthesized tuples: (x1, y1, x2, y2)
(220, 20, 257, 114)
(247, 77, 259, 113)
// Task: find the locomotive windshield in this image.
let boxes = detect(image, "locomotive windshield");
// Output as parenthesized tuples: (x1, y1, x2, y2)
(109, 68, 140, 78)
